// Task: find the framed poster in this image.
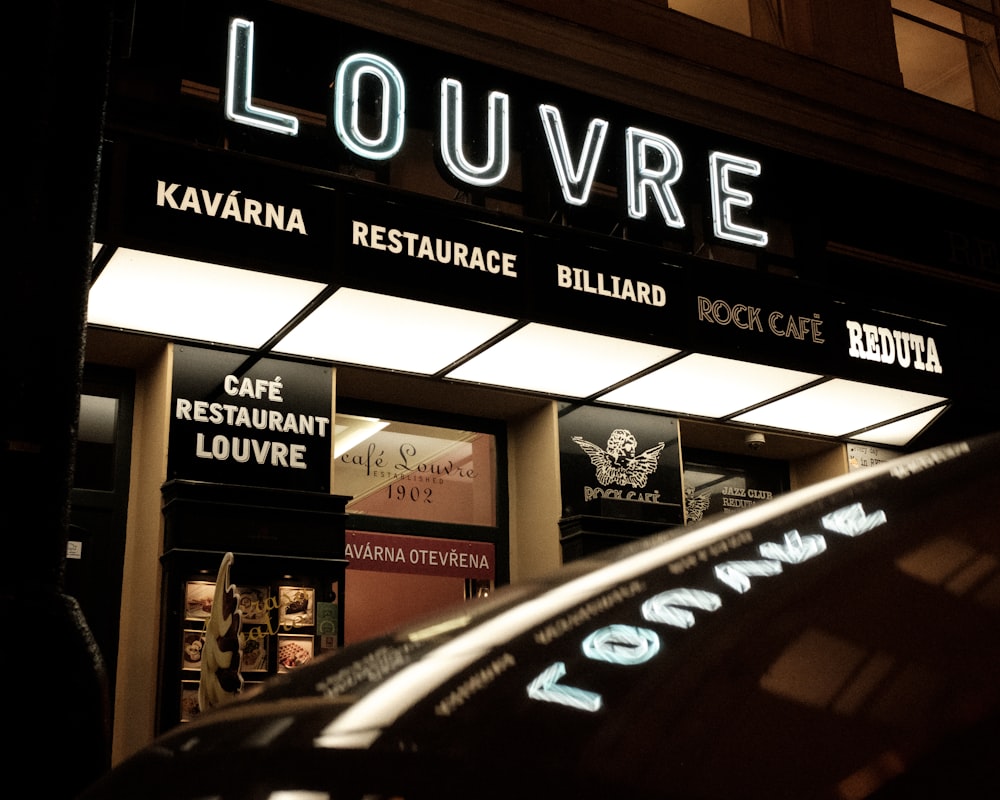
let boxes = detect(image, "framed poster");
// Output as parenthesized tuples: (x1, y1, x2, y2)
(180, 680, 201, 722)
(184, 580, 215, 620)
(236, 585, 269, 624)
(181, 630, 206, 670)
(277, 634, 314, 672)
(278, 586, 315, 628)
(239, 632, 269, 673)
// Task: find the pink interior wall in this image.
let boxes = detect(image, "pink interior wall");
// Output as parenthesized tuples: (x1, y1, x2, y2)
(344, 569, 467, 644)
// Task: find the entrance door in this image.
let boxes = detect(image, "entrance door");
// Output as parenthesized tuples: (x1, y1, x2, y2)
(67, 365, 135, 714)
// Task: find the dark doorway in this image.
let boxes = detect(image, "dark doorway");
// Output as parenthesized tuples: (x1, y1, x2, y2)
(67, 364, 135, 716)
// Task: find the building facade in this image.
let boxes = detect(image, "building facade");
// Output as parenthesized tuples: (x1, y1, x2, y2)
(16, 0, 998, 780)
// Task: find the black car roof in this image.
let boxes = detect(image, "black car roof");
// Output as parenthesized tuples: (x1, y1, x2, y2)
(82, 433, 1000, 799)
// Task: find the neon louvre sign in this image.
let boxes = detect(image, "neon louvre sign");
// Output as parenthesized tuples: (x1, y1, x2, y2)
(225, 17, 769, 248)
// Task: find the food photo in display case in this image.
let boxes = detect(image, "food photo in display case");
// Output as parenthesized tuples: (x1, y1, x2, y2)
(179, 681, 200, 723)
(278, 586, 314, 627)
(277, 634, 314, 672)
(180, 631, 205, 669)
(184, 581, 214, 620)
(236, 586, 269, 625)
(239, 632, 268, 673)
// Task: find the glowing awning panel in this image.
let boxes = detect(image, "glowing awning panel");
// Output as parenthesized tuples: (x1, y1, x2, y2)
(272, 288, 517, 374)
(87, 248, 325, 348)
(597, 353, 820, 417)
(444, 323, 679, 398)
(732, 379, 948, 440)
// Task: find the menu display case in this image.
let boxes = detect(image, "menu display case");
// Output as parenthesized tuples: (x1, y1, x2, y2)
(158, 480, 349, 732)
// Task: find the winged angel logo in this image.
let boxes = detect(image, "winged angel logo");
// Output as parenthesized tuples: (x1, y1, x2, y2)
(572, 429, 664, 489)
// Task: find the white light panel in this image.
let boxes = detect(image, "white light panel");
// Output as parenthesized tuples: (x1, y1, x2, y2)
(88, 248, 325, 348)
(598, 353, 820, 417)
(849, 405, 949, 447)
(87, 247, 953, 447)
(733, 379, 947, 439)
(273, 288, 517, 374)
(445, 323, 679, 397)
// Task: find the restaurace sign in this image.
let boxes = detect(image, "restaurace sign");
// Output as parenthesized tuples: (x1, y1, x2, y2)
(225, 17, 770, 248)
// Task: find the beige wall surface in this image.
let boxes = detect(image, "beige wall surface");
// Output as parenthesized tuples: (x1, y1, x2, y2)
(112, 344, 172, 765)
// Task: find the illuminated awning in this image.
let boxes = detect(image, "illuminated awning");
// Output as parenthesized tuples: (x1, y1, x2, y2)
(88, 246, 948, 447)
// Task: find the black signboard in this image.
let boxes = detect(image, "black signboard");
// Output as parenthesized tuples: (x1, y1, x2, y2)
(99, 134, 956, 401)
(169, 345, 333, 492)
(822, 303, 949, 396)
(525, 234, 687, 346)
(332, 192, 529, 318)
(97, 137, 339, 284)
(558, 404, 682, 525)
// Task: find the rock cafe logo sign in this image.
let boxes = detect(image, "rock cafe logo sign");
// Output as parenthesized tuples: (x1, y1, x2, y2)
(225, 17, 770, 249)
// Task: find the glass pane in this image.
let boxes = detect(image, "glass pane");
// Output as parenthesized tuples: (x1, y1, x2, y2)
(682, 453, 787, 523)
(892, 0, 964, 33)
(894, 16, 975, 108)
(74, 394, 119, 490)
(893, 1, 976, 110)
(334, 414, 497, 526)
(671, 0, 752, 36)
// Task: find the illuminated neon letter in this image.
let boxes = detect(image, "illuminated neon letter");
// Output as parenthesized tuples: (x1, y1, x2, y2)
(334, 53, 406, 160)
(527, 662, 602, 712)
(641, 588, 722, 629)
(538, 105, 609, 206)
(225, 18, 299, 136)
(821, 503, 887, 537)
(758, 530, 827, 563)
(439, 78, 510, 187)
(714, 559, 782, 594)
(709, 151, 768, 247)
(582, 625, 660, 666)
(625, 127, 685, 228)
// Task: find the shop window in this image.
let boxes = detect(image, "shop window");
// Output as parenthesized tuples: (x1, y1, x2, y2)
(333, 408, 507, 643)
(892, 0, 1000, 118)
(669, 0, 785, 44)
(682, 448, 789, 524)
(75, 393, 120, 491)
(334, 413, 498, 526)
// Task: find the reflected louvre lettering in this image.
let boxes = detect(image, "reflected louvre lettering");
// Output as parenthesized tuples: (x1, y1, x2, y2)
(527, 502, 887, 712)
(225, 17, 769, 247)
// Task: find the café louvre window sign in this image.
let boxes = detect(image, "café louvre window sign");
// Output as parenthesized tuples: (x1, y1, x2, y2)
(224, 17, 769, 248)
(333, 414, 498, 527)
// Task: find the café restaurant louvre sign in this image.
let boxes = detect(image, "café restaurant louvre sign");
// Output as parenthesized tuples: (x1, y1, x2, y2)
(168, 346, 333, 492)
